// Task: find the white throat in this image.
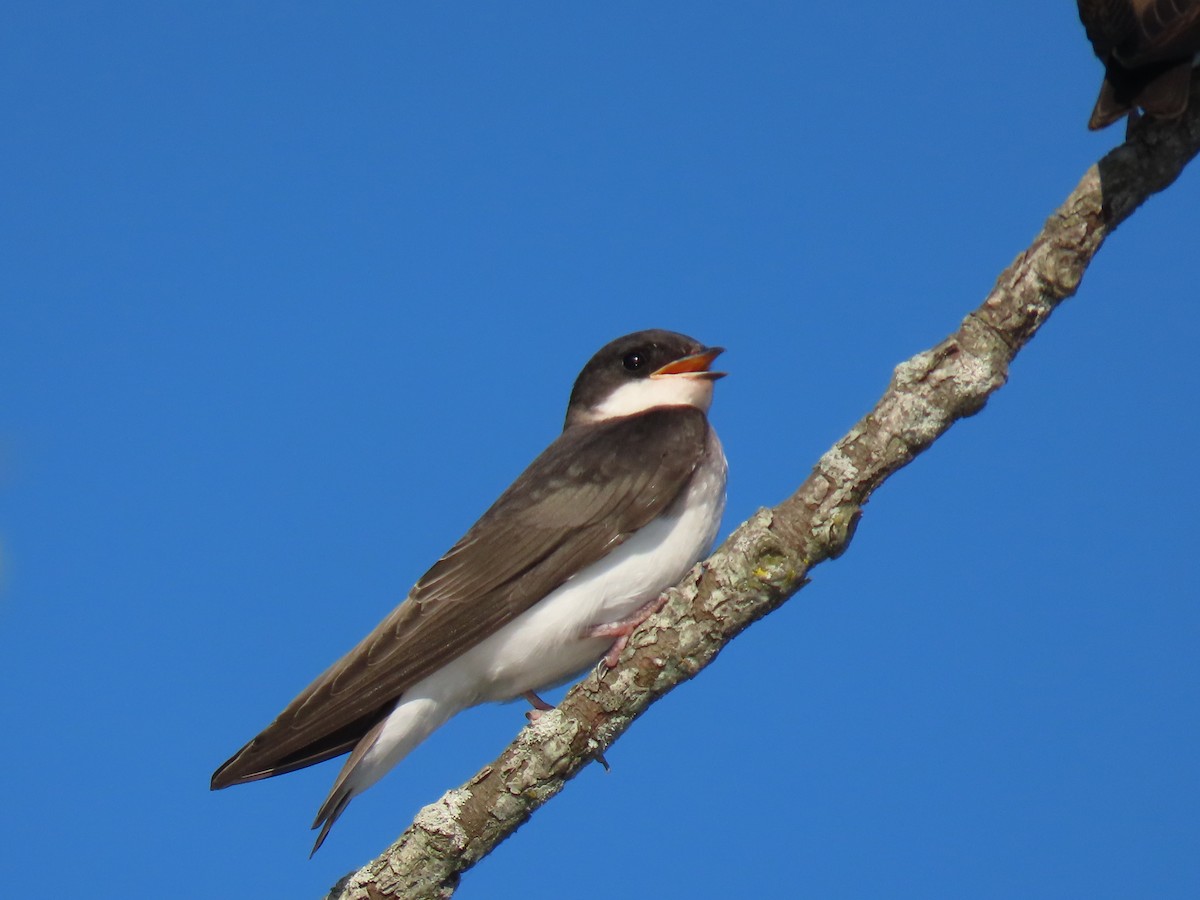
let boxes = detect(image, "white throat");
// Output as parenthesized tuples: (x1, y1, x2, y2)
(581, 374, 715, 423)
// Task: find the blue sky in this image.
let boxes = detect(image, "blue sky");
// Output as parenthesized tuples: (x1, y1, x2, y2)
(3, 3, 1198, 898)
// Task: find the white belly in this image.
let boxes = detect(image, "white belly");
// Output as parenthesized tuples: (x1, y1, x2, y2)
(430, 429, 726, 704)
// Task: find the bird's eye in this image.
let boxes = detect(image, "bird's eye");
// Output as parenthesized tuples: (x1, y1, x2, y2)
(623, 352, 644, 371)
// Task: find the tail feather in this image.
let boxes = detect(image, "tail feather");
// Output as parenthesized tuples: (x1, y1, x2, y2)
(308, 715, 389, 855)
(311, 789, 353, 857)
(306, 689, 460, 853)
(1090, 58, 1194, 130)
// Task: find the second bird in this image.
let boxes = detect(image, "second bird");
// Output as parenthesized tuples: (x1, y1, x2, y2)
(1078, 0, 1200, 129)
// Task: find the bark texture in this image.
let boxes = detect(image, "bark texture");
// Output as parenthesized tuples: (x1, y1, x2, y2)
(325, 78, 1200, 900)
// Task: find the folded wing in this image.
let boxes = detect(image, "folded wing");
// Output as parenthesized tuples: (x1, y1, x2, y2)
(211, 406, 710, 788)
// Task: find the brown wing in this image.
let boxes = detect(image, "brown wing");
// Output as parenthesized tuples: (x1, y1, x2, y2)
(211, 406, 710, 788)
(1079, 0, 1200, 61)
(1078, 0, 1140, 59)
(1119, 0, 1200, 65)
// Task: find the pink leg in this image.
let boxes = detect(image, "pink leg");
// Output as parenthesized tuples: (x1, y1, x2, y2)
(587, 594, 670, 670)
(524, 691, 554, 710)
(524, 690, 554, 722)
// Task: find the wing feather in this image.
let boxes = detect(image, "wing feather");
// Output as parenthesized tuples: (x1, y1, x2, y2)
(212, 406, 709, 788)
(1079, 0, 1200, 64)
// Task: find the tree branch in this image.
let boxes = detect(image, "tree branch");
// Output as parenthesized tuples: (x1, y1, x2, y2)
(326, 79, 1200, 900)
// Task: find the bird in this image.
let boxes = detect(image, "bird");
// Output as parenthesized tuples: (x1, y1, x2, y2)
(211, 329, 728, 854)
(1077, 0, 1200, 130)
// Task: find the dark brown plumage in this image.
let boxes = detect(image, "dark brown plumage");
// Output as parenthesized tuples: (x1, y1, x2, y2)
(1077, 0, 1200, 130)
(210, 406, 710, 794)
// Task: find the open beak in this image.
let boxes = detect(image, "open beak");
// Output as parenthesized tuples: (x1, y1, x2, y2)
(651, 346, 726, 380)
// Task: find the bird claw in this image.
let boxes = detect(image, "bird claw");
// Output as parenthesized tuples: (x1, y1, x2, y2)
(523, 690, 554, 722)
(588, 594, 670, 677)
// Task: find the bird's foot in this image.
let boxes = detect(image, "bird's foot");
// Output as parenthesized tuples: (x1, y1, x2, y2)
(524, 690, 554, 722)
(588, 593, 670, 673)
(1125, 107, 1144, 140)
(594, 748, 611, 772)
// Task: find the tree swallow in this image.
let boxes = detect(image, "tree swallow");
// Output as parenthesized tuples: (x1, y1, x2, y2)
(211, 329, 727, 853)
(1077, 0, 1200, 130)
